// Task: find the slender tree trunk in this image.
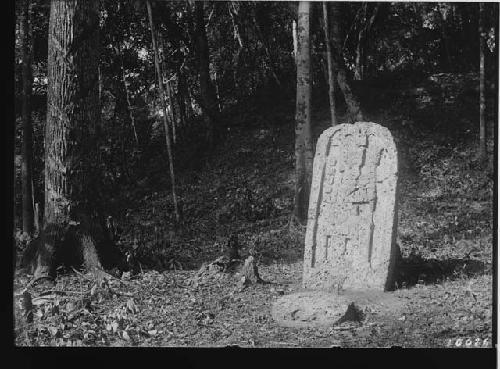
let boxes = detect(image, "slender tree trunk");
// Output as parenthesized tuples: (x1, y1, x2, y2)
(177, 70, 187, 124)
(229, 3, 244, 92)
(228, 2, 243, 49)
(320, 57, 329, 89)
(438, 4, 452, 72)
(157, 35, 173, 125)
(34, 202, 40, 234)
(292, 20, 298, 63)
(166, 80, 178, 144)
(20, 0, 34, 235)
(186, 86, 195, 119)
(194, 1, 218, 146)
(330, 2, 363, 122)
(494, 15, 499, 157)
(214, 70, 222, 112)
(158, 33, 178, 144)
(118, 41, 139, 146)
(34, 0, 104, 280)
(98, 65, 102, 100)
(354, 38, 363, 80)
(355, 3, 379, 81)
(147, 0, 180, 222)
(294, 1, 313, 224)
(322, 2, 337, 126)
(354, 4, 367, 81)
(479, 2, 487, 159)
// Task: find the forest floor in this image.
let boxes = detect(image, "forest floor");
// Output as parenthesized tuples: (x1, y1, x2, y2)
(14, 94, 494, 347)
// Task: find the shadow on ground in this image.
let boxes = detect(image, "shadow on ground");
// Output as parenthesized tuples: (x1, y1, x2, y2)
(395, 255, 488, 289)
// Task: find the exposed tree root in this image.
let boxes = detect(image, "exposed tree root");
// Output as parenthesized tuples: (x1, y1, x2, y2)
(21, 213, 126, 286)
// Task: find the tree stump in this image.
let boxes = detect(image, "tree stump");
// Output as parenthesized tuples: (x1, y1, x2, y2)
(237, 256, 263, 287)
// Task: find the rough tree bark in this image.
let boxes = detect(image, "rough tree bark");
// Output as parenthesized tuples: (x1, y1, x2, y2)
(330, 2, 364, 122)
(30, 0, 117, 282)
(146, 0, 180, 222)
(479, 2, 487, 160)
(322, 2, 337, 126)
(194, 1, 219, 147)
(294, 1, 314, 224)
(20, 0, 35, 235)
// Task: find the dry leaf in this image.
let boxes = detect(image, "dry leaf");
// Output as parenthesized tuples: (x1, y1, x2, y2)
(90, 284, 98, 297)
(126, 298, 139, 314)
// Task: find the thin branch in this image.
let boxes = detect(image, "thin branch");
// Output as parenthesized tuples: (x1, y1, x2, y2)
(146, 0, 180, 222)
(228, 2, 244, 48)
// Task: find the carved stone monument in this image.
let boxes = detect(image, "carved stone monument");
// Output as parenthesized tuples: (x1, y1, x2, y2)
(272, 122, 401, 328)
(303, 122, 399, 291)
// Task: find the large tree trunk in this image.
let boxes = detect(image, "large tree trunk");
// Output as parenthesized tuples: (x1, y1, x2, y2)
(20, 0, 34, 235)
(194, 1, 218, 147)
(44, 0, 101, 227)
(479, 2, 487, 160)
(329, 2, 364, 122)
(146, 0, 180, 222)
(294, 1, 313, 224)
(31, 0, 108, 281)
(322, 2, 337, 126)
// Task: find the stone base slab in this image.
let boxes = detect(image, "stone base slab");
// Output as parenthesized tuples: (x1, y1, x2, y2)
(271, 290, 406, 328)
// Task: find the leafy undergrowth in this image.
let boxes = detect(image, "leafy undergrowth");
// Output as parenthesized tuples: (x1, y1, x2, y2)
(14, 101, 493, 347)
